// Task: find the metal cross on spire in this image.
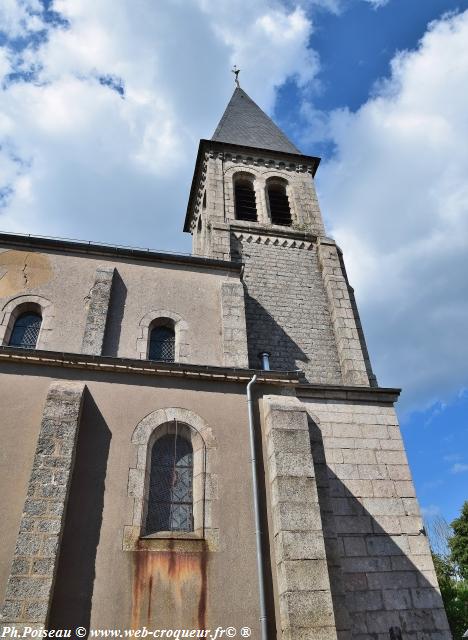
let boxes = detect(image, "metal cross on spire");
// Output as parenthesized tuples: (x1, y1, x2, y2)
(231, 65, 240, 88)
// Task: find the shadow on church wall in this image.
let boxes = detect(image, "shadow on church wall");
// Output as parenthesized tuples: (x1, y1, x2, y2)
(307, 418, 450, 640)
(48, 390, 112, 633)
(244, 291, 308, 373)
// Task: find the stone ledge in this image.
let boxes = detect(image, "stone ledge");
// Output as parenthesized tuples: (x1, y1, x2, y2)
(297, 384, 401, 404)
(0, 346, 299, 384)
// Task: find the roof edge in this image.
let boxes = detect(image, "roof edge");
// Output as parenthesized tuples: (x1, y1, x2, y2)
(0, 231, 242, 272)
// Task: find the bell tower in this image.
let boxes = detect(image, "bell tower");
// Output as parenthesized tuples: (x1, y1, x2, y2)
(185, 87, 376, 386)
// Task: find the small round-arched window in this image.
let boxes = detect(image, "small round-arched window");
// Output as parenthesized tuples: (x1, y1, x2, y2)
(8, 312, 42, 349)
(145, 433, 193, 534)
(149, 324, 175, 362)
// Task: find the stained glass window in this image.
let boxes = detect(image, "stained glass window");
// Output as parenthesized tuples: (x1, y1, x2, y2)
(145, 433, 193, 534)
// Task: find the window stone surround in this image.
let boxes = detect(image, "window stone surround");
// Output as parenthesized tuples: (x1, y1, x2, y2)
(123, 407, 218, 552)
(0, 294, 55, 350)
(137, 309, 189, 363)
(228, 167, 299, 228)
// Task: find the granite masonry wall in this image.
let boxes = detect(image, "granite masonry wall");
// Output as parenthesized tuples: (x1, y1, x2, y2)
(220, 280, 249, 368)
(299, 395, 451, 640)
(263, 396, 338, 640)
(1, 381, 85, 629)
(232, 233, 343, 384)
(82, 266, 115, 356)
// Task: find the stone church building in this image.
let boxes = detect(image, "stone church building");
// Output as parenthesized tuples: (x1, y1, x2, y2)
(0, 87, 450, 639)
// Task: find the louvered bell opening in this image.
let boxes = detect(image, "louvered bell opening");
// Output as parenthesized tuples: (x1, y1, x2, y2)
(268, 187, 292, 226)
(149, 326, 175, 362)
(235, 181, 257, 222)
(145, 433, 194, 534)
(9, 312, 42, 349)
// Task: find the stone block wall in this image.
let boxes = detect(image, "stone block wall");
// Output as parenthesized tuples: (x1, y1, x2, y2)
(263, 396, 338, 640)
(317, 240, 372, 387)
(0, 381, 85, 629)
(300, 395, 451, 640)
(220, 280, 249, 367)
(233, 232, 343, 383)
(82, 266, 115, 355)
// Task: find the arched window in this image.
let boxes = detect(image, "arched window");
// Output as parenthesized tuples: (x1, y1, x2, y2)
(149, 324, 175, 362)
(234, 177, 257, 222)
(145, 433, 193, 534)
(267, 181, 292, 226)
(8, 312, 42, 349)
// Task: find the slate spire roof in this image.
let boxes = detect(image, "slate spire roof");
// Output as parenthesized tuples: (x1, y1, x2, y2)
(211, 87, 301, 155)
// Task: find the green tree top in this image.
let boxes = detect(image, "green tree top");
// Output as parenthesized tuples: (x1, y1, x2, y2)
(450, 500, 468, 581)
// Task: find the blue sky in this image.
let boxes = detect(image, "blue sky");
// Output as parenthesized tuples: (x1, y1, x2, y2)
(276, 0, 468, 154)
(0, 0, 467, 523)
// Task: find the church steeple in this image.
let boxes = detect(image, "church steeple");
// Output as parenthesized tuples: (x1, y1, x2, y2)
(184, 87, 322, 248)
(211, 87, 300, 155)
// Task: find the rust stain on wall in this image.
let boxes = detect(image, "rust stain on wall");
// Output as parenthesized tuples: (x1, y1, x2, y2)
(0, 250, 53, 298)
(197, 542, 208, 630)
(132, 543, 209, 629)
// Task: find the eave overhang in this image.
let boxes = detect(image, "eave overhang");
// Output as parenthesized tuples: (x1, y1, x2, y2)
(0, 346, 299, 384)
(0, 346, 401, 403)
(0, 232, 241, 272)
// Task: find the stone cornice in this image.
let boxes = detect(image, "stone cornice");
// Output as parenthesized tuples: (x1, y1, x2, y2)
(0, 346, 400, 402)
(0, 346, 299, 385)
(230, 223, 316, 249)
(205, 139, 320, 172)
(296, 383, 401, 404)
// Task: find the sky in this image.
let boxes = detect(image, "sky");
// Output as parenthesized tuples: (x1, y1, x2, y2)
(0, 0, 467, 523)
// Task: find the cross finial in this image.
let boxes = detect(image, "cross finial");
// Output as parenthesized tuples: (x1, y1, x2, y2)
(232, 65, 240, 88)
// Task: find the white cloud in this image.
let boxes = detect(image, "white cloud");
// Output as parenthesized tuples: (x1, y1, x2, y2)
(443, 453, 462, 462)
(0, 0, 316, 248)
(451, 463, 468, 475)
(421, 504, 441, 517)
(0, 0, 44, 38)
(195, 3, 317, 112)
(317, 9, 468, 412)
(363, 0, 390, 8)
(300, 0, 391, 14)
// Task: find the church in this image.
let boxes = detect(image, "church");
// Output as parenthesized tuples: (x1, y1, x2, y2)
(0, 85, 451, 639)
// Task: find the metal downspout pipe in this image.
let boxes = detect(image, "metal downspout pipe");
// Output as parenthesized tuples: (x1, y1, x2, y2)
(246, 374, 268, 640)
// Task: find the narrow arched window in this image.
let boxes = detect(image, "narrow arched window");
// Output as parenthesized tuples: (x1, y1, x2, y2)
(234, 178, 257, 222)
(145, 433, 193, 534)
(149, 325, 175, 362)
(267, 182, 292, 226)
(8, 312, 42, 349)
